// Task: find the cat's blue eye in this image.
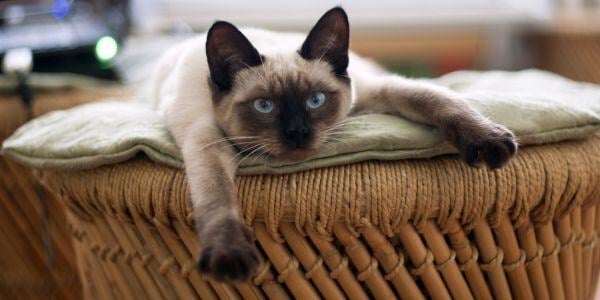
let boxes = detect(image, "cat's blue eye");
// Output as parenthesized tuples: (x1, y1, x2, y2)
(254, 98, 273, 113)
(307, 92, 326, 109)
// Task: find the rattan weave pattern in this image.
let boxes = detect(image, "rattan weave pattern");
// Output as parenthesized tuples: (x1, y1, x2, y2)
(38, 136, 600, 299)
(0, 88, 125, 299)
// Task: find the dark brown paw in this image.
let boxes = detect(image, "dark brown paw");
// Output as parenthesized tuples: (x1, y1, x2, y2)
(455, 123, 518, 169)
(197, 222, 260, 282)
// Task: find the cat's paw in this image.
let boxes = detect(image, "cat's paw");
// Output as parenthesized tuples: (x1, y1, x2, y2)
(450, 122, 518, 169)
(197, 223, 260, 283)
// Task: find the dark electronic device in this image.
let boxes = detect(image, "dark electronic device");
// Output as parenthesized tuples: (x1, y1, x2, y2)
(0, 0, 129, 79)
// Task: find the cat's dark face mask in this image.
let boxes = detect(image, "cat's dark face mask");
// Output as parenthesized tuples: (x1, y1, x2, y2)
(206, 7, 353, 161)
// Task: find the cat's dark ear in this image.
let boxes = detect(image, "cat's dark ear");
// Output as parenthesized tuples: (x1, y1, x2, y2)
(300, 7, 349, 75)
(206, 21, 262, 91)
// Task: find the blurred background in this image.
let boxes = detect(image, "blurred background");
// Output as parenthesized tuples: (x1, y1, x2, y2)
(1, 0, 600, 83)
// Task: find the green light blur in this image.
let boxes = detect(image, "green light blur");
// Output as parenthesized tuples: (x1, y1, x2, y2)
(95, 36, 118, 62)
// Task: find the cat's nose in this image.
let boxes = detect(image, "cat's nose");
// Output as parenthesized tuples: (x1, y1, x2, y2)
(284, 126, 310, 146)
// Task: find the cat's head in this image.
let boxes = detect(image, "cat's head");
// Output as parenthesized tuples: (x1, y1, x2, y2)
(206, 7, 352, 161)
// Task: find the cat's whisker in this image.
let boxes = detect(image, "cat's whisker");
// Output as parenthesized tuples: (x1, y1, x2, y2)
(237, 143, 271, 166)
(322, 119, 373, 132)
(322, 129, 368, 141)
(322, 125, 376, 137)
(197, 139, 239, 152)
(229, 142, 266, 165)
(322, 125, 353, 135)
(323, 136, 352, 148)
(228, 136, 272, 155)
(251, 146, 272, 163)
(324, 123, 377, 133)
(320, 143, 336, 151)
(236, 137, 273, 151)
(321, 126, 348, 136)
(197, 136, 264, 152)
(228, 140, 268, 151)
(324, 128, 375, 136)
(204, 141, 255, 153)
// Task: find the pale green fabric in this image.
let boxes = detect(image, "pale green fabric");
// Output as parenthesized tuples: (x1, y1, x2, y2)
(2, 70, 599, 175)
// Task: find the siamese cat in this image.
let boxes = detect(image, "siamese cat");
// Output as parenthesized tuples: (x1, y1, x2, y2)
(150, 7, 517, 282)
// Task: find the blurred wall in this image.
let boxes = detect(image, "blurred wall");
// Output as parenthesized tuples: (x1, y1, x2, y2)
(127, 0, 600, 82)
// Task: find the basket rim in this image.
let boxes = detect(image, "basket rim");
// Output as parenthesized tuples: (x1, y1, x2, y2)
(37, 137, 600, 238)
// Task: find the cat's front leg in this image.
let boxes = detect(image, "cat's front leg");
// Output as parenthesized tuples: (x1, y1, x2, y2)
(196, 212, 259, 282)
(181, 125, 259, 282)
(352, 75, 518, 169)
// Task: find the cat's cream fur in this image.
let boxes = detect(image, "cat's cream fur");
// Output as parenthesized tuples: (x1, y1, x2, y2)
(149, 8, 517, 282)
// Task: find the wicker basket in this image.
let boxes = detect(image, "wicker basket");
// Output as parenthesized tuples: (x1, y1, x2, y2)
(0, 88, 123, 299)
(34, 135, 600, 300)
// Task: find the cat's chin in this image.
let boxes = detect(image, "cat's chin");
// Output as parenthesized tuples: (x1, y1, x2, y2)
(272, 148, 319, 162)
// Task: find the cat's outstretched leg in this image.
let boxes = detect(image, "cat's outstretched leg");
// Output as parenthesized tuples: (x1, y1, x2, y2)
(181, 122, 259, 282)
(351, 74, 517, 169)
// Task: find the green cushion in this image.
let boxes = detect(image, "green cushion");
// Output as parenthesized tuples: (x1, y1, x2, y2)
(2, 70, 599, 175)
